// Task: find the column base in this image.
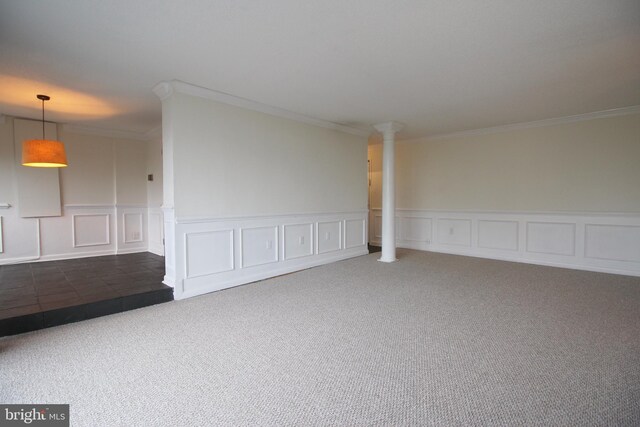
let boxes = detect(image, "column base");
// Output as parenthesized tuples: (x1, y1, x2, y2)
(378, 257, 398, 263)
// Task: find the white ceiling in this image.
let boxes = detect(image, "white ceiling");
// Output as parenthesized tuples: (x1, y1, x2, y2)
(1, 0, 638, 140)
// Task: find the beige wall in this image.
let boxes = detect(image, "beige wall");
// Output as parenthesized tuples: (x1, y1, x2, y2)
(0, 117, 16, 203)
(369, 113, 640, 213)
(114, 139, 148, 206)
(57, 130, 115, 205)
(171, 92, 368, 218)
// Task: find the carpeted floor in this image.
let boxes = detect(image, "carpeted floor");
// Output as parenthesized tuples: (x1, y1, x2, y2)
(1, 249, 639, 426)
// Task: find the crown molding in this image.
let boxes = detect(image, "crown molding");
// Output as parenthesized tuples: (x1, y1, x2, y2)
(153, 80, 369, 137)
(62, 124, 152, 141)
(405, 105, 640, 143)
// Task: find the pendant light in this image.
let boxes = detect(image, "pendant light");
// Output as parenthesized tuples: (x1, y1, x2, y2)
(22, 94, 68, 168)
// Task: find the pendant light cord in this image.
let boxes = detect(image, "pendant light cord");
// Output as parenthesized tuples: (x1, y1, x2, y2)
(41, 97, 45, 139)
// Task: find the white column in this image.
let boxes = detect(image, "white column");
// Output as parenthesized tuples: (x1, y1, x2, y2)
(373, 121, 404, 262)
(153, 82, 177, 289)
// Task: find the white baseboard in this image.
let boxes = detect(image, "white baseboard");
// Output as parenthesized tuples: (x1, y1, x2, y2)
(370, 209, 640, 277)
(0, 256, 44, 265)
(0, 249, 116, 265)
(0, 248, 153, 265)
(170, 210, 368, 299)
(115, 247, 150, 255)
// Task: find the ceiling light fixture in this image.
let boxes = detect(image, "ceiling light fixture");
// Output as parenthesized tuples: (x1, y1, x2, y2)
(22, 94, 67, 168)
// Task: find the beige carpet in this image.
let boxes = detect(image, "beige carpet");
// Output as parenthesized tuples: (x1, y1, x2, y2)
(1, 249, 639, 426)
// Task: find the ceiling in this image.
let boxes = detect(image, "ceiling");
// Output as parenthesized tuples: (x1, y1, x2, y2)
(1, 0, 638, 140)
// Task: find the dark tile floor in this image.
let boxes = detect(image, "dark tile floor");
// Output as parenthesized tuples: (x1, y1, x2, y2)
(0, 252, 173, 336)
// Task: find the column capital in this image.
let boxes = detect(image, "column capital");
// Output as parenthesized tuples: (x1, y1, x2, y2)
(373, 121, 404, 136)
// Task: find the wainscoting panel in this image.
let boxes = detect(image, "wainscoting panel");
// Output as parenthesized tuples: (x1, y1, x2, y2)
(478, 220, 519, 251)
(73, 214, 110, 248)
(185, 230, 234, 278)
(123, 213, 144, 243)
(437, 218, 471, 247)
(241, 226, 278, 268)
(345, 219, 366, 249)
(283, 223, 314, 260)
(0, 216, 3, 253)
(116, 206, 148, 254)
(373, 214, 382, 239)
(162, 207, 176, 287)
(317, 221, 342, 254)
(173, 211, 368, 299)
(0, 204, 150, 265)
(585, 224, 640, 263)
(370, 209, 640, 277)
(400, 217, 431, 243)
(526, 222, 575, 256)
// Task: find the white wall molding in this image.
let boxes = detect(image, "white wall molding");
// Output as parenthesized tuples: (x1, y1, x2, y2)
(72, 214, 111, 248)
(115, 204, 149, 209)
(240, 226, 278, 268)
(162, 207, 176, 287)
(0, 203, 11, 209)
(370, 207, 640, 217)
(171, 210, 368, 299)
(123, 212, 144, 243)
(370, 208, 640, 277)
(404, 105, 640, 142)
(154, 80, 369, 137)
(116, 206, 148, 254)
(64, 204, 115, 210)
(317, 221, 342, 254)
(175, 209, 370, 225)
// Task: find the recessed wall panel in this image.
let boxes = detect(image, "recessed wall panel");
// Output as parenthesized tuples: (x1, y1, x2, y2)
(185, 230, 234, 278)
(123, 213, 143, 243)
(526, 222, 575, 256)
(437, 218, 471, 246)
(73, 214, 110, 247)
(284, 223, 313, 260)
(401, 217, 432, 242)
(478, 220, 518, 251)
(345, 219, 366, 248)
(585, 224, 640, 262)
(242, 226, 278, 267)
(373, 215, 382, 239)
(318, 221, 341, 254)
